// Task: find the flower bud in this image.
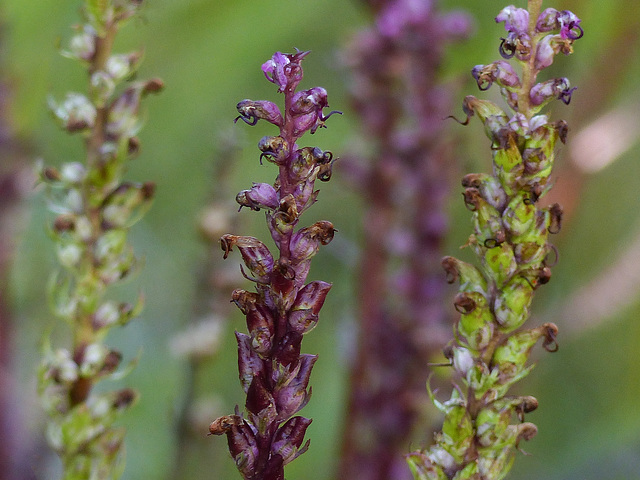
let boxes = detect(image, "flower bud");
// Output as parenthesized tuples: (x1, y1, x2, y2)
(209, 414, 259, 478)
(462, 173, 507, 211)
(262, 50, 309, 92)
(441, 403, 473, 459)
(272, 332, 303, 368)
(107, 86, 141, 138)
(502, 193, 536, 237)
(455, 292, 495, 352)
(534, 34, 573, 70)
(272, 195, 299, 235)
(64, 25, 96, 62)
(288, 281, 331, 334)
(236, 332, 266, 392)
(274, 354, 316, 420)
(463, 188, 505, 248)
(480, 243, 517, 287)
(537, 8, 583, 40)
(246, 374, 277, 428)
(442, 256, 488, 296)
(492, 323, 558, 387)
(106, 51, 143, 81)
(406, 452, 448, 480)
(243, 300, 276, 355)
(476, 404, 512, 448)
(290, 147, 323, 182)
(271, 416, 312, 465)
(290, 87, 328, 116)
(493, 276, 534, 331)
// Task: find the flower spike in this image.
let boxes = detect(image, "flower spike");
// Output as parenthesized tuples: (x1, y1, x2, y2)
(408, 2, 581, 479)
(210, 51, 339, 480)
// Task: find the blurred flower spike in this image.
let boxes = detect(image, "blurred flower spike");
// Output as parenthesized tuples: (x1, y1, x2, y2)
(38, 0, 161, 477)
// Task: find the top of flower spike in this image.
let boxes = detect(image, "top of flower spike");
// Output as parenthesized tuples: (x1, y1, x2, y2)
(496, 5, 583, 40)
(262, 50, 310, 92)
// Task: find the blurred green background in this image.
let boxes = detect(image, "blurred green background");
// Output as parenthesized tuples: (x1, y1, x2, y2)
(3, 0, 640, 479)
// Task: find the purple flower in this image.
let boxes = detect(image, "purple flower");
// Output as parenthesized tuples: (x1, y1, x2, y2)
(495, 5, 529, 36)
(472, 61, 521, 91)
(558, 10, 583, 40)
(236, 183, 279, 211)
(235, 99, 283, 127)
(530, 78, 576, 106)
(262, 50, 309, 92)
(536, 8, 583, 40)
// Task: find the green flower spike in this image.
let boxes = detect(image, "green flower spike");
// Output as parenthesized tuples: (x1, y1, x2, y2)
(408, 2, 581, 479)
(38, 1, 161, 478)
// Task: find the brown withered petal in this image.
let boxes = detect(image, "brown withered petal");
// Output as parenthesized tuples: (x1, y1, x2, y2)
(462, 187, 482, 211)
(231, 289, 259, 314)
(113, 388, 137, 409)
(540, 322, 559, 352)
(548, 203, 563, 234)
(441, 256, 459, 284)
(208, 414, 243, 436)
(454, 292, 477, 314)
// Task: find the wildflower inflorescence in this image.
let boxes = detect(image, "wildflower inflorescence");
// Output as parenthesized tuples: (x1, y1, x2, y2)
(209, 50, 340, 480)
(407, 2, 581, 479)
(37, 1, 161, 477)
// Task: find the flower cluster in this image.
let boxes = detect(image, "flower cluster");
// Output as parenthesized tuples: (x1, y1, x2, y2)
(37, 1, 161, 477)
(209, 50, 340, 480)
(407, 3, 581, 479)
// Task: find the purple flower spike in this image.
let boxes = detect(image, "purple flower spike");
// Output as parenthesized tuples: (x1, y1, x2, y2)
(214, 51, 339, 480)
(495, 5, 529, 36)
(262, 50, 310, 92)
